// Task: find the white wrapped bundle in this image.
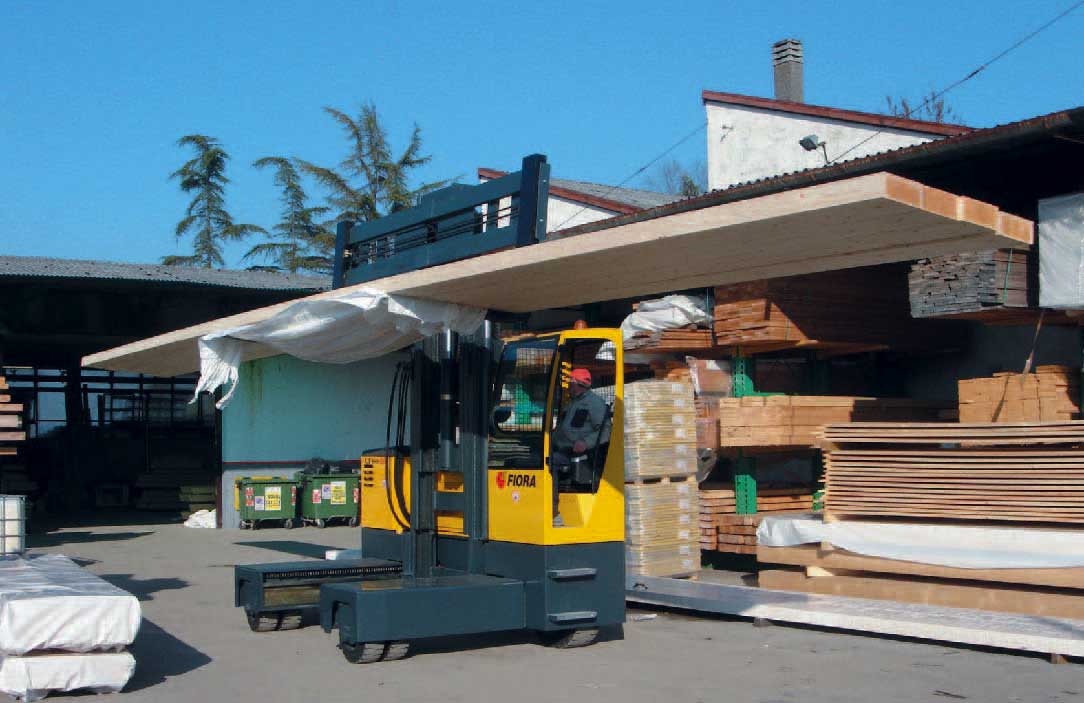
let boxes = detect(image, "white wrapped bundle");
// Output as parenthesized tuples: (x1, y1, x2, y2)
(0, 555, 141, 656)
(624, 381, 698, 480)
(0, 651, 135, 701)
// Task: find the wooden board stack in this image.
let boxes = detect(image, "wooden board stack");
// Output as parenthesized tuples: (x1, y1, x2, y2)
(712, 264, 960, 353)
(717, 396, 950, 448)
(822, 422, 1084, 524)
(626, 476, 699, 577)
(909, 249, 1033, 319)
(0, 375, 24, 458)
(958, 366, 1080, 423)
(699, 484, 815, 554)
(625, 327, 714, 352)
(624, 380, 700, 577)
(624, 381, 698, 480)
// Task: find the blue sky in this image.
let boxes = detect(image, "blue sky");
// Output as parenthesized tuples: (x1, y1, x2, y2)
(3, 0, 1082, 269)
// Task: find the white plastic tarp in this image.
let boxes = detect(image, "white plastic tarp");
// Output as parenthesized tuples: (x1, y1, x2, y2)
(1039, 191, 1084, 308)
(756, 515, 1084, 569)
(0, 555, 141, 655)
(0, 651, 135, 702)
(619, 294, 710, 340)
(194, 287, 487, 408)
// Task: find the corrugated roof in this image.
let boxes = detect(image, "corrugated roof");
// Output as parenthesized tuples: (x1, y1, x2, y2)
(477, 168, 681, 214)
(554, 106, 1084, 239)
(0, 255, 330, 291)
(701, 90, 972, 136)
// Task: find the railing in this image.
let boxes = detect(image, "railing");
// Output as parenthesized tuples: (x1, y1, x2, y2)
(333, 154, 550, 288)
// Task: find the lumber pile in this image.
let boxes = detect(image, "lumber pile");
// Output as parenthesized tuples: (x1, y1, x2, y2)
(0, 375, 25, 458)
(909, 249, 1033, 318)
(958, 366, 1080, 423)
(625, 327, 713, 352)
(717, 396, 951, 448)
(712, 264, 959, 353)
(822, 422, 1084, 524)
(134, 455, 216, 514)
(626, 476, 699, 577)
(699, 484, 814, 554)
(624, 381, 697, 480)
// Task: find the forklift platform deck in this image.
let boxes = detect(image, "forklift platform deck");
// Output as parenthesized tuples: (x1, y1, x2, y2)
(235, 558, 402, 631)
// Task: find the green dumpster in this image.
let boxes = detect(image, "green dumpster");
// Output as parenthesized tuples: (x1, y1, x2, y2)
(235, 477, 300, 529)
(300, 473, 360, 528)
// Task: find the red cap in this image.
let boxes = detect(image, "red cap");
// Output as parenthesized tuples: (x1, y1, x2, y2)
(570, 368, 592, 387)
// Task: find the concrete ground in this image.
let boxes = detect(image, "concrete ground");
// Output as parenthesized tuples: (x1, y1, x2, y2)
(24, 519, 1084, 703)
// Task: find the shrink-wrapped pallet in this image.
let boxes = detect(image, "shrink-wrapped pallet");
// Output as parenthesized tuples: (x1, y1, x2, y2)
(623, 381, 697, 480)
(625, 477, 699, 577)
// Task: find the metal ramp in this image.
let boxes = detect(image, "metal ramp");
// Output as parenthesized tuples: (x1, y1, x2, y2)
(627, 574, 1084, 658)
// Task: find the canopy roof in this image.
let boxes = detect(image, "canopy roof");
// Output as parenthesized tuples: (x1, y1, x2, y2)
(84, 172, 1031, 377)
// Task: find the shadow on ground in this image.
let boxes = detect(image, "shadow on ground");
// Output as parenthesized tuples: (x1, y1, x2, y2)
(234, 540, 341, 559)
(125, 618, 212, 692)
(100, 573, 190, 601)
(27, 531, 154, 548)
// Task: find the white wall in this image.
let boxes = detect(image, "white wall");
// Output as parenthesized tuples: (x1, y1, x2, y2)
(545, 195, 616, 231)
(705, 102, 941, 191)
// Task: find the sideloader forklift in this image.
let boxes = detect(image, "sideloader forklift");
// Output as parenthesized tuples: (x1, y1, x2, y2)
(234, 155, 631, 662)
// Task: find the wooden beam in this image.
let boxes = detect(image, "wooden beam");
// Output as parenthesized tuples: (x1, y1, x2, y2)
(757, 544, 1084, 590)
(83, 173, 1033, 377)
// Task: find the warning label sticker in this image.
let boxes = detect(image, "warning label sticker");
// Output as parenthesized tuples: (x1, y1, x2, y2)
(244, 487, 254, 507)
(254, 496, 265, 511)
(312, 489, 322, 504)
(330, 481, 347, 505)
(265, 486, 282, 511)
(321, 484, 332, 500)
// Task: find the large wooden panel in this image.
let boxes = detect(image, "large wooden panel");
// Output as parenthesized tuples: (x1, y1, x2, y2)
(84, 173, 1033, 377)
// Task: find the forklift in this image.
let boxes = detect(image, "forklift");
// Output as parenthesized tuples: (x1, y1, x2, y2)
(235, 326, 626, 660)
(234, 154, 629, 661)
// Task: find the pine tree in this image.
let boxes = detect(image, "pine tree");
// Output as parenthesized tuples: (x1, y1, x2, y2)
(296, 103, 450, 264)
(244, 157, 331, 273)
(164, 135, 265, 268)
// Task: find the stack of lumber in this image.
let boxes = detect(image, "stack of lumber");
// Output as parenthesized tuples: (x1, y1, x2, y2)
(712, 264, 958, 353)
(822, 422, 1084, 524)
(649, 360, 692, 383)
(624, 380, 700, 577)
(625, 327, 713, 352)
(699, 484, 814, 554)
(626, 476, 699, 577)
(695, 399, 719, 451)
(624, 381, 698, 480)
(909, 249, 1033, 318)
(958, 366, 1080, 423)
(717, 396, 951, 448)
(0, 375, 24, 459)
(0, 555, 138, 700)
(0, 463, 38, 496)
(134, 463, 216, 514)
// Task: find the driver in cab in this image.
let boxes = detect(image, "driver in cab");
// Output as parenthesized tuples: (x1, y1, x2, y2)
(550, 368, 610, 526)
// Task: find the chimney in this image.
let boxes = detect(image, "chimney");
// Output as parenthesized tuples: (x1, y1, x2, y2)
(772, 38, 804, 103)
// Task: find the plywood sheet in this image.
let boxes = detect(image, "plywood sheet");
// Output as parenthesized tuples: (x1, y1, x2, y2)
(84, 173, 1033, 377)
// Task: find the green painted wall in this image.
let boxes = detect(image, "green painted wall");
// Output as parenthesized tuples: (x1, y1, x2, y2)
(221, 353, 405, 462)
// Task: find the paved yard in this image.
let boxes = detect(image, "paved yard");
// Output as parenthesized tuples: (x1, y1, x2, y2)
(24, 520, 1084, 703)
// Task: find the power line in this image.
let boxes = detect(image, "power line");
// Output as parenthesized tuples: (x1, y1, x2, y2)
(829, 0, 1084, 165)
(552, 121, 706, 232)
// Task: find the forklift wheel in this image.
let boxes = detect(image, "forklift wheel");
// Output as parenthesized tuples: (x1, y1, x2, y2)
(348, 517, 359, 528)
(541, 628, 600, 649)
(246, 610, 280, 633)
(278, 611, 303, 630)
(383, 641, 411, 661)
(315, 518, 326, 529)
(341, 642, 388, 664)
(239, 521, 250, 530)
(284, 519, 295, 530)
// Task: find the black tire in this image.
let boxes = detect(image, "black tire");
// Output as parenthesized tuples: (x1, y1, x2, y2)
(348, 516, 359, 528)
(239, 520, 250, 530)
(315, 518, 326, 529)
(279, 611, 303, 630)
(382, 641, 411, 661)
(246, 610, 280, 633)
(341, 641, 387, 664)
(284, 518, 295, 530)
(542, 627, 600, 649)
